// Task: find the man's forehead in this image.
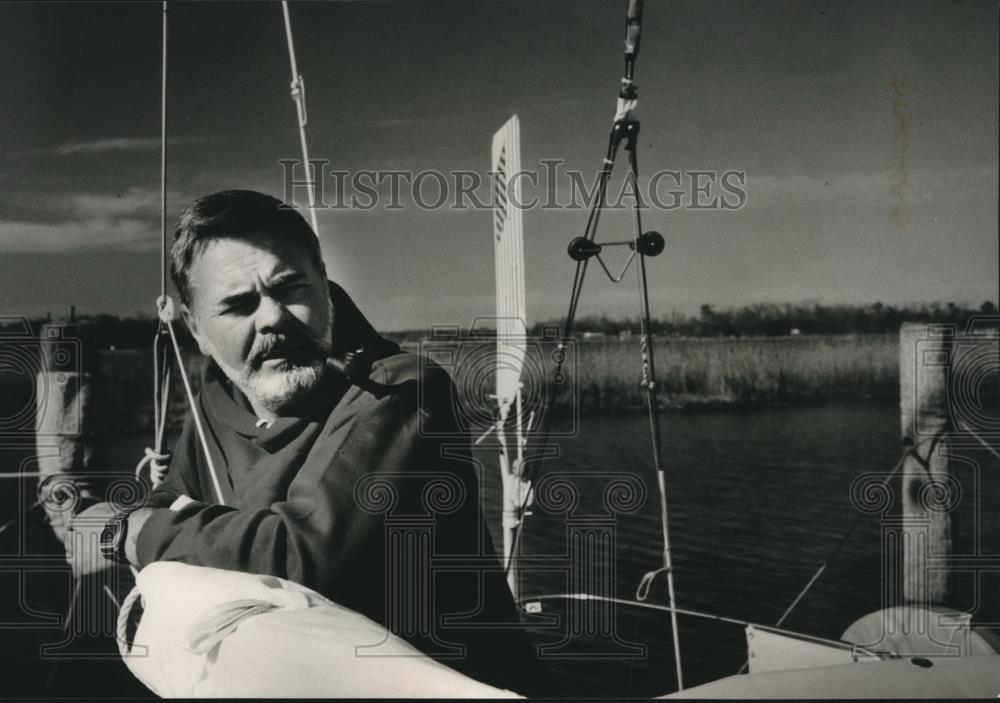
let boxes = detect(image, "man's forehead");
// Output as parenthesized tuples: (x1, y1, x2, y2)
(188, 234, 315, 299)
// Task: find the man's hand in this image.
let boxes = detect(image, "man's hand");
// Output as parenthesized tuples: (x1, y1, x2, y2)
(66, 503, 157, 578)
(65, 502, 117, 578)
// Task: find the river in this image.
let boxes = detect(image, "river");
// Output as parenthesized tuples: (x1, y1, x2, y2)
(475, 401, 998, 695)
(3, 400, 997, 696)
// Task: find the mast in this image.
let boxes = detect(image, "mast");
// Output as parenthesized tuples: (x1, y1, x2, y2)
(491, 115, 531, 599)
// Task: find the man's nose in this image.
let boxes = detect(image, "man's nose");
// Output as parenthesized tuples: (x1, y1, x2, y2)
(254, 294, 288, 333)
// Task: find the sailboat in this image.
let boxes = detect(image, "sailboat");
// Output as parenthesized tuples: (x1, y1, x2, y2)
(37, 0, 1000, 697)
(116, 102, 1000, 696)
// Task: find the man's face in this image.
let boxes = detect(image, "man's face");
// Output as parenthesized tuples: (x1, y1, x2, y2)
(183, 231, 334, 413)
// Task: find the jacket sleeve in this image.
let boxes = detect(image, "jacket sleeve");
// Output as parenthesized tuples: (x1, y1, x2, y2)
(133, 364, 453, 594)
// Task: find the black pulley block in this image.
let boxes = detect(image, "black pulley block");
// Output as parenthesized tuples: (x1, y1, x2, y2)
(567, 237, 602, 261)
(636, 230, 665, 257)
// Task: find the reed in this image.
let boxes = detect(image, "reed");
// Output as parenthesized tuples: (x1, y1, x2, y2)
(91, 334, 898, 432)
(555, 334, 898, 412)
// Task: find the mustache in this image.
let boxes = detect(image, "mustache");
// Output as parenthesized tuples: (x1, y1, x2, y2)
(247, 328, 328, 370)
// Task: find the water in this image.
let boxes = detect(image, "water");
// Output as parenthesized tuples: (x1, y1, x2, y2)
(475, 401, 999, 696)
(3, 400, 997, 697)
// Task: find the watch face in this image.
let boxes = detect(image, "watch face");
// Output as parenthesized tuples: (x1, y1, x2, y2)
(100, 518, 123, 557)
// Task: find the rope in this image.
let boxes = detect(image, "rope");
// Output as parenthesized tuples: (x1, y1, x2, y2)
(136, 329, 173, 487)
(64, 577, 82, 632)
(116, 585, 144, 658)
(0, 499, 41, 535)
(103, 584, 122, 610)
(159, 307, 226, 506)
(956, 419, 1000, 462)
(635, 565, 668, 601)
(135, 447, 173, 487)
(154, 5, 225, 504)
(518, 592, 885, 660)
(153, 346, 173, 482)
(133, 0, 175, 493)
(281, 1, 320, 236)
(733, 434, 937, 674)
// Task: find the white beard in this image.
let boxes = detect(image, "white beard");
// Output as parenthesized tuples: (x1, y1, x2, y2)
(205, 299, 335, 413)
(230, 358, 326, 412)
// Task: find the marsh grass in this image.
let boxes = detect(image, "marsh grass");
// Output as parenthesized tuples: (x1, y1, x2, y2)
(92, 334, 898, 432)
(557, 334, 898, 411)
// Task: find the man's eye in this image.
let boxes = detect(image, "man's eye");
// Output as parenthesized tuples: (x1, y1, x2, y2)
(276, 281, 308, 297)
(223, 297, 257, 315)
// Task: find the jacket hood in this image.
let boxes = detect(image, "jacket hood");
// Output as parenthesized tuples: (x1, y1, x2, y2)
(327, 280, 400, 363)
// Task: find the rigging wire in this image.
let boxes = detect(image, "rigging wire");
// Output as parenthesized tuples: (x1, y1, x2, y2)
(159, 1, 168, 301)
(142, 1, 175, 492)
(626, 141, 683, 690)
(519, 592, 885, 661)
(957, 419, 1000, 462)
(132, 2, 175, 493)
(520, 432, 951, 682)
(503, 117, 619, 567)
(734, 431, 945, 674)
(281, 1, 320, 236)
(146, 1, 225, 505)
(503, 0, 687, 690)
(162, 310, 227, 506)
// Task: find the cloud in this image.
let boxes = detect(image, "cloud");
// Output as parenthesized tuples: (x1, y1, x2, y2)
(17, 135, 217, 157)
(54, 137, 164, 156)
(62, 187, 164, 219)
(744, 165, 998, 206)
(0, 217, 158, 253)
(0, 186, 175, 253)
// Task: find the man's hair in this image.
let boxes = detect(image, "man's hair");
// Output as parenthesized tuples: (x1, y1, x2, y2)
(170, 190, 323, 307)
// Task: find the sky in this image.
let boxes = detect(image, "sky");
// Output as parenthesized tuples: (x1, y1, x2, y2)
(0, 0, 997, 331)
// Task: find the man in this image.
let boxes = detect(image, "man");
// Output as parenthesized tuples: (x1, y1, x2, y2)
(70, 190, 550, 696)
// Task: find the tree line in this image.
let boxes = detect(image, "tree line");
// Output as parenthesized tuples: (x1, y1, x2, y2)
(2, 300, 995, 349)
(561, 300, 998, 338)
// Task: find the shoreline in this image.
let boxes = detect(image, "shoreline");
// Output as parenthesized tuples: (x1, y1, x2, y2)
(0, 334, 900, 434)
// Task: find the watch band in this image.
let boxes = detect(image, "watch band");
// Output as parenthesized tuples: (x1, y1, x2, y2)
(99, 510, 133, 564)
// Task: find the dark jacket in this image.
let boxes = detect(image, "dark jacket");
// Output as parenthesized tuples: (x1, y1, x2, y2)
(136, 281, 552, 696)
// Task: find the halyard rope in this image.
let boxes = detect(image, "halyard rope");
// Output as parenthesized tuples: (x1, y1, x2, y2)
(160, 307, 227, 507)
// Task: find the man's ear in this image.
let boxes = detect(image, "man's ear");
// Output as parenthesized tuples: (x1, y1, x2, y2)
(180, 303, 212, 357)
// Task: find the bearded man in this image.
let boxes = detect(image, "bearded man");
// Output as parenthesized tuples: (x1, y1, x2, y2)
(69, 190, 551, 696)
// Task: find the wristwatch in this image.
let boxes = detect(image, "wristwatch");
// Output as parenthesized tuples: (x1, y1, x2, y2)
(99, 510, 133, 564)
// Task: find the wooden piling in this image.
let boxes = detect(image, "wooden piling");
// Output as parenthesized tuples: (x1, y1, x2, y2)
(898, 322, 952, 604)
(35, 320, 107, 547)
